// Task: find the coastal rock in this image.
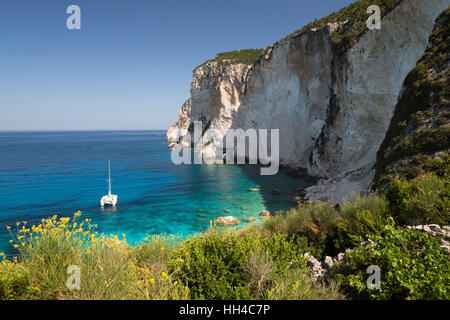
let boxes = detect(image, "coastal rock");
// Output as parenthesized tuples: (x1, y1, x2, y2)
(303, 253, 326, 282)
(303, 237, 383, 281)
(244, 217, 256, 222)
(297, 189, 307, 198)
(407, 224, 450, 246)
(336, 253, 345, 262)
(260, 211, 271, 217)
(214, 216, 240, 226)
(360, 239, 378, 249)
(323, 256, 333, 269)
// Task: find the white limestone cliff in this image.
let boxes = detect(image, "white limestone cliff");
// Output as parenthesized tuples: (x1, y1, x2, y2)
(167, 0, 450, 203)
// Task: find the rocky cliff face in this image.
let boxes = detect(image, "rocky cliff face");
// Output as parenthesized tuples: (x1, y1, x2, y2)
(167, 0, 450, 204)
(373, 8, 450, 189)
(166, 62, 251, 150)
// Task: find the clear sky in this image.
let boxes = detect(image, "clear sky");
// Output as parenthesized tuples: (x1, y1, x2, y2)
(0, 0, 355, 131)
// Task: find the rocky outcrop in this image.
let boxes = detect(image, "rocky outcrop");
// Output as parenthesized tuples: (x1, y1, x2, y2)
(168, 0, 450, 203)
(303, 239, 377, 282)
(407, 224, 450, 253)
(214, 216, 240, 226)
(167, 62, 251, 153)
(304, 225, 450, 282)
(259, 211, 271, 217)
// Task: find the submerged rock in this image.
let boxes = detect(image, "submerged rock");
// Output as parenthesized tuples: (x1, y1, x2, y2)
(244, 217, 256, 222)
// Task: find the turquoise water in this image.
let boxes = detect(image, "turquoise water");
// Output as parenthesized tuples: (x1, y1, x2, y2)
(0, 131, 314, 254)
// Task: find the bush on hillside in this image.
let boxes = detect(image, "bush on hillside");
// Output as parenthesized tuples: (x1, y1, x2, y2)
(330, 222, 450, 300)
(386, 173, 450, 225)
(166, 227, 340, 299)
(332, 194, 388, 254)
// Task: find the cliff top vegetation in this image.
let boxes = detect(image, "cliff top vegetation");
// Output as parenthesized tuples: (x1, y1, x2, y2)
(194, 0, 403, 71)
(194, 49, 264, 71)
(277, 0, 402, 48)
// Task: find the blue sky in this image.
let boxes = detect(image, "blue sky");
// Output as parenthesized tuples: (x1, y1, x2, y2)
(0, 0, 354, 130)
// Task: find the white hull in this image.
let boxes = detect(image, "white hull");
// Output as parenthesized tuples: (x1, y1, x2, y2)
(100, 160, 118, 207)
(100, 194, 118, 207)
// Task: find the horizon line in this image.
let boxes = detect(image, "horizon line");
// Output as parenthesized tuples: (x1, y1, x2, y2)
(0, 129, 167, 132)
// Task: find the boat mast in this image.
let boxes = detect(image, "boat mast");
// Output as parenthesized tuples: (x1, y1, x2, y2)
(108, 160, 111, 196)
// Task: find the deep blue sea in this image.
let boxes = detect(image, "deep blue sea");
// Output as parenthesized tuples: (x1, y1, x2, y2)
(0, 131, 314, 253)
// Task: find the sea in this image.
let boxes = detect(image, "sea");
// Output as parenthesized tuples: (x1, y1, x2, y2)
(0, 131, 314, 254)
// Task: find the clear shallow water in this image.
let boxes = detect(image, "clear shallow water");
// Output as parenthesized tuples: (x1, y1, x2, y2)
(0, 131, 314, 254)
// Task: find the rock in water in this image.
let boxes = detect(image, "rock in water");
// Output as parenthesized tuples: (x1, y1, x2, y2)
(244, 217, 256, 222)
(260, 211, 271, 217)
(271, 189, 282, 195)
(214, 216, 240, 226)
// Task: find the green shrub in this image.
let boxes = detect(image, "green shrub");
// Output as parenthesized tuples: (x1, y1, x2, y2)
(386, 173, 450, 225)
(195, 49, 264, 70)
(332, 194, 388, 253)
(330, 222, 450, 299)
(167, 228, 309, 299)
(279, 0, 401, 48)
(3, 214, 190, 300)
(266, 268, 344, 300)
(260, 202, 337, 257)
(0, 260, 32, 300)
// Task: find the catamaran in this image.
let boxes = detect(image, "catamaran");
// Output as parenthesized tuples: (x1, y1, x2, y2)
(100, 160, 118, 207)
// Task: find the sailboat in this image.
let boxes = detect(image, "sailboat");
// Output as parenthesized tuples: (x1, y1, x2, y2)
(100, 160, 118, 207)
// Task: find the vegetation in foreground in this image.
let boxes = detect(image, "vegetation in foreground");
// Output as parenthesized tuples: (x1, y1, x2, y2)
(0, 172, 448, 300)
